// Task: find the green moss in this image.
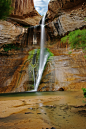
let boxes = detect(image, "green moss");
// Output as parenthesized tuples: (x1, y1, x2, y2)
(28, 48, 54, 64)
(68, 51, 72, 55)
(28, 49, 40, 68)
(84, 17, 86, 21)
(47, 48, 54, 57)
(28, 48, 54, 72)
(84, 55, 86, 59)
(82, 88, 86, 98)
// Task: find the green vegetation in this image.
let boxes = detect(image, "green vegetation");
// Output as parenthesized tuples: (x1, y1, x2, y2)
(68, 51, 72, 55)
(3, 44, 20, 52)
(61, 29, 86, 98)
(28, 49, 40, 68)
(28, 48, 54, 68)
(61, 29, 86, 50)
(47, 48, 54, 60)
(47, 48, 54, 57)
(61, 29, 86, 49)
(0, 0, 13, 19)
(28, 48, 54, 86)
(84, 55, 86, 59)
(82, 88, 86, 98)
(61, 29, 86, 58)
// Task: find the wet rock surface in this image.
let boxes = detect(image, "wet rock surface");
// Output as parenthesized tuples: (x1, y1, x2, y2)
(0, 46, 86, 93)
(39, 48, 86, 91)
(0, 48, 31, 93)
(0, 45, 41, 93)
(0, 54, 26, 93)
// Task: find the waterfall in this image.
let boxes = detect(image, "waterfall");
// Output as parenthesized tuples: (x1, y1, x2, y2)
(33, 14, 50, 91)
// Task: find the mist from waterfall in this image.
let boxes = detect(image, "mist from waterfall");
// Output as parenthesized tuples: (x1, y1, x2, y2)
(33, 14, 49, 91)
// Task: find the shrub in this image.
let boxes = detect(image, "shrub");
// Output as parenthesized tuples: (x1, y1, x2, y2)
(61, 29, 86, 51)
(0, 0, 13, 19)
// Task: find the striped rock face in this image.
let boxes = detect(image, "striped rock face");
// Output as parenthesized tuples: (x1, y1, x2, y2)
(10, 0, 42, 26)
(11, 0, 34, 18)
(46, 0, 86, 22)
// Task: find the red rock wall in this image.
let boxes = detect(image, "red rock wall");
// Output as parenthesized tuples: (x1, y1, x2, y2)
(11, 0, 34, 17)
(48, 0, 85, 10)
(47, 0, 86, 21)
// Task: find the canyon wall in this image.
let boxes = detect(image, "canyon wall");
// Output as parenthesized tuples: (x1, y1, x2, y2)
(9, 0, 42, 26)
(11, 0, 34, 18)
(45, 1, 86, 40)
(46, 0, 86, 22)
(0, 0, 41, 47)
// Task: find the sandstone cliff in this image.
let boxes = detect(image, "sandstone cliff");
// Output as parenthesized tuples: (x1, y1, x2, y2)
(10, 0, 42, 26)
(45, 1, 86, 40)
(0, 20, 27, 48)
(0, 0, 41, 47)
(46, 0, 86, 22)
(11, 0, 34, 18)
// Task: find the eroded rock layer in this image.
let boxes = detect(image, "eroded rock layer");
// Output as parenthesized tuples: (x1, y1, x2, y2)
(45, 5, 86, 40)
(46, 0, 86, 22)
(10, 0, 42, 26)
(11, 0, 34, 18)
(38, 48, 86, 91)
(0, 20, 27, 48)
(0, 47, 86, 93)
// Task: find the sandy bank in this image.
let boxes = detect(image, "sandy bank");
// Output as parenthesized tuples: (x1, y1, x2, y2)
(0, 94, 63, 118)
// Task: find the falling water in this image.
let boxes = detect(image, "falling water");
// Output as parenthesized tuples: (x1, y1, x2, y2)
(33, 14, 50, 91)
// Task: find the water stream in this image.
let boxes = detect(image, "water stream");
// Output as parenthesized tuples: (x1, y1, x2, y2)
(33, 15, 50, 91)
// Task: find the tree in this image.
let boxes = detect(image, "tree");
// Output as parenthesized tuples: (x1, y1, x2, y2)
(0, 0, 13, 19)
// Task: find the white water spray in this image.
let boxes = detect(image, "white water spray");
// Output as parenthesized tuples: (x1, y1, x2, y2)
(33, 14, 49, 91)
